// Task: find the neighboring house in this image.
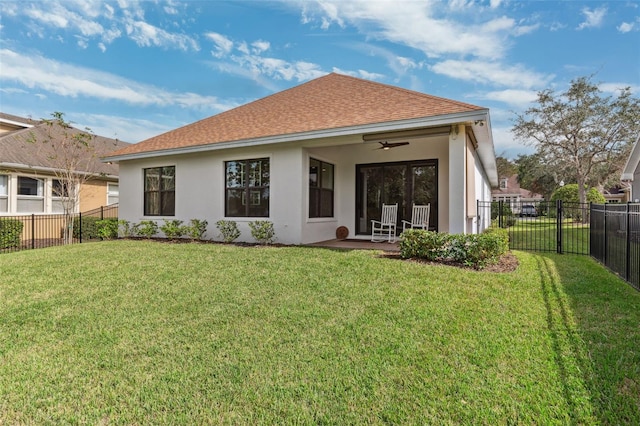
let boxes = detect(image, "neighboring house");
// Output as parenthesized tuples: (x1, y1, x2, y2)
(622, 135, 640, 202)
(492, 174, 544, 213)
(0, 112, 129, 215)
(104, 73, 498, 244)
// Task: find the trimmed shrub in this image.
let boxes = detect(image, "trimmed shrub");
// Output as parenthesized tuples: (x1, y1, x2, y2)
(399, 228, 509, 269)
(0, 218, 23, 249)
(73, 216, 101, 240)
(550, 183, 606, 204)
(187, 219, 208, 241)
(249, 220, 276, 245)
(398, 229, 448, 260)
(118, 220, 134, 237)
(160, 219, 186, 239)
(136, 220, 158, 238)
(216, 220, 240, 243)
(96, 218, 119, 240)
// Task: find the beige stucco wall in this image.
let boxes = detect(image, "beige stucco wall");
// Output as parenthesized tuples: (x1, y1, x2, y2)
(80, 179, 110, 212)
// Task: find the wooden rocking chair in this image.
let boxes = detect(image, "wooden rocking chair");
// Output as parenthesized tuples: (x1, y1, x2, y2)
(402, 204, 430, 232)
(371, 203, 398, 242)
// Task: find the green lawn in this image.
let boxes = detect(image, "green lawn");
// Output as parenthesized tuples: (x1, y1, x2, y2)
(508, 217, 590, 254)
(1, 241, 639, 424)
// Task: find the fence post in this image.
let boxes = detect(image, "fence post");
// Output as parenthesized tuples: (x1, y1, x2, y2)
(79, 212, 82, 244)
(100, 206, 104, 220)
(556, 199, 563, 254)
(31, 214, 35, 249)
(498, 200, 503, 228)
(604, 203, 608, 265)
(626, 203, 631, 281)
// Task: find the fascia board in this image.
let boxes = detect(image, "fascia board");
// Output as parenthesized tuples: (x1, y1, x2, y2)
(102, 110, 491, 163)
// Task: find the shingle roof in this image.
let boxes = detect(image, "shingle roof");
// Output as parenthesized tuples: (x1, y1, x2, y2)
(0, 120, 130, 176)
(109, 73, 485, 158)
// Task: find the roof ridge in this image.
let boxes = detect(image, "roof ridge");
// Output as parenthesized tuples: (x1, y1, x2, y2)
(328, 72, 484, 111)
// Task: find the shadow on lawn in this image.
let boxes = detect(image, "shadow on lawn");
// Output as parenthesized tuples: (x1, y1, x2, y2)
(536, 253, 640, 423)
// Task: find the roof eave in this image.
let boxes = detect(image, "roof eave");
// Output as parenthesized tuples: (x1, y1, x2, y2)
(621, 135, 640, 181)
(103, 110, 491, 163)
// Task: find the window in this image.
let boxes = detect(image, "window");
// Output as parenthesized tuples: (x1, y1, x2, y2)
(51, 179, 70, 214)
(144, 166, 175, 216)
(225, 158, 269, 217)
(17, 176, 44, 212)
(107, 183, 119, 205)
(500, 178, 508, 189)
(309, 158, 334, 218)
(0, 175, 7, 212)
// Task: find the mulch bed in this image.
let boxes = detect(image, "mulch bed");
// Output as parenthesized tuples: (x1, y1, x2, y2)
(380, 251, 519, 273)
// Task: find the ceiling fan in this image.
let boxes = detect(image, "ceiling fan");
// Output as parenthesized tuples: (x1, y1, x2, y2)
(376, 141, 410, 150)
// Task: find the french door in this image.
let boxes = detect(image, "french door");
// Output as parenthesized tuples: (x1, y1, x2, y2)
(356, 160, 437, 235)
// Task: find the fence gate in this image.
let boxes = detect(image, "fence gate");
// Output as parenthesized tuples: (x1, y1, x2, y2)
(478, 200, 590, 255)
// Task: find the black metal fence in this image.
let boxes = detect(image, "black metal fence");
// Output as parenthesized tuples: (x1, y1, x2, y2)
(0, 204, 118, 253)
(590, 203, 640, 291)
(478, 200, 591, 255)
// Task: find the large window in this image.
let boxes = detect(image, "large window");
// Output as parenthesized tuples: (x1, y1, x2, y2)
(309, 158, 334, 218)
(144, 166, 175, 216)
(225, 158, 269, 217)
(0, 175, 7, 212)
(17, 176, 44, 212)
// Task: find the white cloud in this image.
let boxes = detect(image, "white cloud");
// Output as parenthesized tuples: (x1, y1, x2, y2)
(251, 40, 271, 54)
(479, 89, 539, 109)
(577, 7, 607, 30)
(331, 67, 384, 81)
(73, 112, 177, 143)
(617, 22, 635, 33)
(430, 59, 552, 89)
(599, 82, 639, 95)
(0, 49, 227, 110)
(205, 32, 234, 57)
(125, 20, 199, 51)
(298, 0, 523, 60)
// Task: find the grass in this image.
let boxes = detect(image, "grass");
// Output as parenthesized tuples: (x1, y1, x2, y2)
(1, 240, 639, 424)
(508, 216, 590, 254)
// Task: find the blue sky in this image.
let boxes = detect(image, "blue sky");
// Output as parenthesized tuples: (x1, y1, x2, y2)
(1, 0, 638, 159)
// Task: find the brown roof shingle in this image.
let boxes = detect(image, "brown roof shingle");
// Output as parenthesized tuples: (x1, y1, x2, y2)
(0, 121, 130, 176)
(109, 73, 484, 158)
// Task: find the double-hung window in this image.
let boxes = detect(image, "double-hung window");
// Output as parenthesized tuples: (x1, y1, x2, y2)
(309, 158, 334, 218)
(0, 175, 7, 212)
(144, 166, 175, 216)
(51, 179, 71, 213)
(107, 183, 119, 205)
(17, 176, 44, 212)
(225, 158, 269, 217)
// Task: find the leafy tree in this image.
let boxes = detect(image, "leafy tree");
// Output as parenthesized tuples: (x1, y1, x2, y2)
(27, 112, 99, 244)
(550, 184, 605, 204)
(514, 153, 560, 200)
(513, 75, 640, 204)
(495, 155, 517, 179)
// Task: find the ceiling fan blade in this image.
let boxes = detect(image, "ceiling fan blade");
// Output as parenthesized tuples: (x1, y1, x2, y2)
(377, 141, 410, 150)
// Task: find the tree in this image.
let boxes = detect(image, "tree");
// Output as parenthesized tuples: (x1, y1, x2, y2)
(514, 153, 560, 200)
(495, 155, 517, 179)
(512, 75, 640, 204)
(28, 112, 98, 244)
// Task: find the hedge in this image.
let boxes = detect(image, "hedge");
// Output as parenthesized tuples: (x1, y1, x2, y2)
(399, 228, 509, 269)
(0, 218, 23, 249)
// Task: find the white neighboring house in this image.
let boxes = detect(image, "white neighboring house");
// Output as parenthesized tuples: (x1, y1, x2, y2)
(104, 73, 499, 244)
(622, 135, 640, 202)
